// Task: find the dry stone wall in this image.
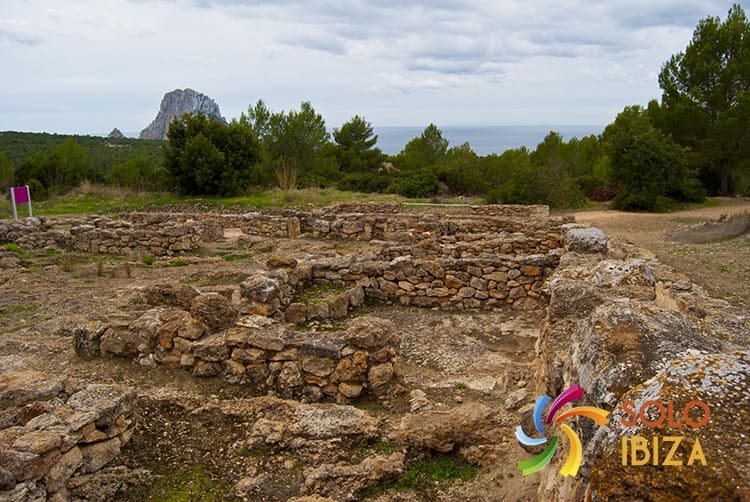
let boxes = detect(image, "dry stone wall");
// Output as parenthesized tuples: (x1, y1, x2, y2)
(80, 285, 401, 403)
(246, 253, 560, 322)
(0, 380, 140, 500)
(0, 215, 203, 256)
(1, 203, 569, 259)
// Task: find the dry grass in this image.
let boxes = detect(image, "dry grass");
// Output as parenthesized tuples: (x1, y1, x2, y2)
(73, 181, 155, 200)
(670, 212, 750, 244)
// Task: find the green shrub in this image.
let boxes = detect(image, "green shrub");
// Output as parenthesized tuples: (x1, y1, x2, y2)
(337, 172, 392, 193)
(141, 255, 155, 266)
(25, 178, 48, 201)
(386, 169, 439, 198)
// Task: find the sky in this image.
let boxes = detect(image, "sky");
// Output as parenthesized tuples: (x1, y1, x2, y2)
(0, 0, 744, 135)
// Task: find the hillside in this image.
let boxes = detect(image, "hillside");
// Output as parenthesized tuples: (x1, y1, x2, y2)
(0, 131, 165, 173)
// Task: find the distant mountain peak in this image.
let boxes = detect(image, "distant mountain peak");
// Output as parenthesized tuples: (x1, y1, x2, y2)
(139, 88, 226, 140)
(107, 128, 125, 139)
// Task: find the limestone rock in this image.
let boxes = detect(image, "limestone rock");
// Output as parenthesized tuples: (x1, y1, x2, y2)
(503, 388, 527, 410)
(563, 224, 608, 253)
(73, 322, 107, 360)
(78, 437, 122, 473)
(266, 255, 298, 269)
(139, 88, 226, 140)
(241, 275, 281, 304)
(589, 351, 750, 502)
(106, 128, 125, 139)
(66, 466, 151, 501)
(143, 284, 199, 310)
(342, 317, 399, 349)
(190, 293, 237, 332)
(301, 453, 405, 500)
(100, 308, 165, 357)
(390, 403, 504, 452)
(1, 480, 46, 502)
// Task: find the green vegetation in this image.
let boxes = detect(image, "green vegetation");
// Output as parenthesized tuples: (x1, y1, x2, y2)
(138, 465, 230, 502)
(164, 113, 262, 196)
(216, 252, 252, 262)
(142, 255, 155, 266)
(1, 6, 747, 212)
(656, 4, 750, 196)
(361, 453, 478, 498)
(169, 258, 189, 267)
(2, 242, 28, 258)
(297, 282, 348, 304)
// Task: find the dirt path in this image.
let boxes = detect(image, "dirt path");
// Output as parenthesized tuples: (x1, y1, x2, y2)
(571, 197, 750, 308)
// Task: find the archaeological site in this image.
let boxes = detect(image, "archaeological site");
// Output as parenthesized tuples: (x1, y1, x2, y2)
(1, 202, 748, 501)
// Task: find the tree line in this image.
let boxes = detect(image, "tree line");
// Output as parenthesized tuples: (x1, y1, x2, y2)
(2, 4, 748, 210)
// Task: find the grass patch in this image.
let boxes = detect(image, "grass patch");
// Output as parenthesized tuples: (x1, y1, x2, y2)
(297, 282, 348, 305)
(132, 465, 231, 502)
(169, 258, 189, 267)
(2, 243, 29, 259)
(142, 255, 155, 266)
(454, 382, 468, 390)
(216, 252, 252, 262)
(361, 452, 478, 498)
(26, 183, 443, 217)
(0, 304, 37, 318)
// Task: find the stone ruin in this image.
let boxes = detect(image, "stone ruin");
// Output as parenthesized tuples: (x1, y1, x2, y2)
(2, 202, 749, 501)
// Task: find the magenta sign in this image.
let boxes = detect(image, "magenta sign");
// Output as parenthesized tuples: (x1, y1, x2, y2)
(9, 185, 33, 219)
(12, 186, 30, 204)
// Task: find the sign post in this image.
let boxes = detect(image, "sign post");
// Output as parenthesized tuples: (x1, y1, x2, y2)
(10, 185, 32, 220)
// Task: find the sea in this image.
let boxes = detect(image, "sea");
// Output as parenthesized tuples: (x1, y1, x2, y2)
(372, 125, 605, 156)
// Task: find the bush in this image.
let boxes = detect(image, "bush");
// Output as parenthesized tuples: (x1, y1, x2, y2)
(386, 169, 439, 198)
(337, 172, 392, 193)
(612, 192, 659, 212)
(25, 178, 48, 201)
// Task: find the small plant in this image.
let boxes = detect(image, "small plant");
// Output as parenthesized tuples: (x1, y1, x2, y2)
(57, 254, 74, 272)
(297, 282, 347, 305)
(360, 453, 477, 498)
(169, 258, 189, 267)
(220, 252, 252, 262)
(454, 382, 468, 390)
(142, 255, 155, 266)
(96, 260, 104, 277)
(2, 243, 29, 259)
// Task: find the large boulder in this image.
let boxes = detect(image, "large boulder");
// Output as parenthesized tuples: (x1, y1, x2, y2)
(563, 224, 608, 253)
(190, 293, 238, 332)
(588, 351, 750, 501)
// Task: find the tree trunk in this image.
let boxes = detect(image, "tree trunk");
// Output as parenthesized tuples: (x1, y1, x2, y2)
(719, 161, 731, 196)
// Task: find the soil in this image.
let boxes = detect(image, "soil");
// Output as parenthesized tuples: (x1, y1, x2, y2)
(571, 197, 750, 308)
(3, 198, 746, 500)
(0, 233, 540, 501)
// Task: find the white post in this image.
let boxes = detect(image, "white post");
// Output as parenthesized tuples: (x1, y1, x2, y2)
(10, 187, 17, 220)
(25, 185, 32, 217)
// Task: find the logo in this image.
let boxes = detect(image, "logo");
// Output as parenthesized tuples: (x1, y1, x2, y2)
(515, 384, 609, 477)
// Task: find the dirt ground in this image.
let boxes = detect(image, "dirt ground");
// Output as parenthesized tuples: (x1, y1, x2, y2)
(2, 198, 747, 501)
(571, 197, 750, 308)
(0, 232, 541, 501)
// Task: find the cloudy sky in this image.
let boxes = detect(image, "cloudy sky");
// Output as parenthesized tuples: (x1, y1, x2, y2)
(0, 0, 742, 135)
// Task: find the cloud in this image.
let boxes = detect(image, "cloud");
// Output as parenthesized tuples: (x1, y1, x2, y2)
(0, 19, 41, 47)
(0, 0, 733, 132)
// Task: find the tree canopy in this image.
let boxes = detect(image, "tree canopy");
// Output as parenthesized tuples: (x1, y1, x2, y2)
(333, 115, 384, 173)
(164, 113, 261, 196)
(658, 3, 750, 194)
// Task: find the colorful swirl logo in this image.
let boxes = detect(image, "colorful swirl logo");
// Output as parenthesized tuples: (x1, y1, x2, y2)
(515, 384, 609, 477)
